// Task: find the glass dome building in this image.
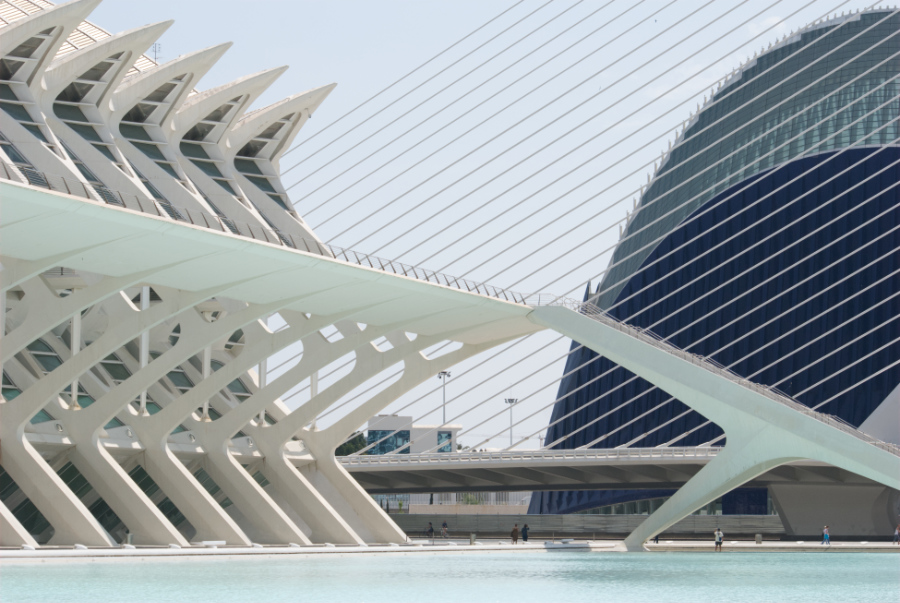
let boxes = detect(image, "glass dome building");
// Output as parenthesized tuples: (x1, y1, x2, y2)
(531, 9, 900, 517)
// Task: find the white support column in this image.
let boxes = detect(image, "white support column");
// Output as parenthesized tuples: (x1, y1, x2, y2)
(138, 285, 150, 416)
(0, 286, 244, 546)
(200, 345, 212, 421)
(111, 305, 328, 544)
(308, 370, 318, 429)
(69, 301, 82, 410)
(64, 441, 190, 546)
(302, 336, 500, 544)
(0, 433, 114, 546)
(529, 306, 900, 551)
(622, 434, 797, 550)
(0, 499, 38, 548)
(257, 355, 267, 426)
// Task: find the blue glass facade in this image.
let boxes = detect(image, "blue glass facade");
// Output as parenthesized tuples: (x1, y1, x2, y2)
(531, 12, 899, 515)
(367, 429, 411, 455)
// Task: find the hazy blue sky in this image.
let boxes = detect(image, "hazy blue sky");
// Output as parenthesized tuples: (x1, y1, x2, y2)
(86, 0, 882, 449)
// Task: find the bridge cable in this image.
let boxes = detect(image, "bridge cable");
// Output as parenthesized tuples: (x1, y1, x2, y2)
(429, 5, 893, 277)
(356, 84, 900, 452)
(330, 0, 763, 249)
(292, 0, 653, 221)
(281, 0, 556, 176)
(280, 0, 528, 158)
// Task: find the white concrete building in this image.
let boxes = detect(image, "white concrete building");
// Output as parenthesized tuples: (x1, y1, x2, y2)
(366, 415, 460, 455)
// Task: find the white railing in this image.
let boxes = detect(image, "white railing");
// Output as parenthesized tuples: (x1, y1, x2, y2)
(0, 161, 532, 305)
(338, 446, 723, 467)
(559, 300, 900, 457)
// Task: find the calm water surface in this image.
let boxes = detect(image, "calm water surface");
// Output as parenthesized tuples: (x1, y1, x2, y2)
(2, 551, 898, 603)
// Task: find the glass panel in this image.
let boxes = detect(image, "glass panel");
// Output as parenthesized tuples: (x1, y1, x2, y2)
(234, 158, 263, 175)
(167, 369, 193, 391)
(366, 430, 410, 455)
(245, 175, 276, 193)
(92, 144, 116, 161)
(252, 471, 270, 488)
(66, 123, 102, 143)
(29, 409, 54, 424)
(437, 431, 452, 453)
(119, 123, 152, 141)
(180, 141, 209, 159)
(122, 103, 156, 123)
(100, 355, 131, 382)
(214, 179, 235, 194)
(257, 122, 283, 139)
(0, 102, 32, 122)
(10, 37, 44, 59)
(2, 386, 21, 401)
(237, 140, 265, 158)
(131, 141, 166, 161)
(0, 59, 25, 80)
(156, 162, 178, 178)
(0, 83, 17, 101)
(79, 61, 114, 82)
(0, 141, 29, 165)
(267, 194, 290, 210)
(203, 103, 233, 123)
(183, 123, 214, 141)
(104, 417, 124, 430)
(53, 103, 89, 123)
(144, 82, 177, 103)
(56, 82, 93, 103)
(21, 124, 47, 143)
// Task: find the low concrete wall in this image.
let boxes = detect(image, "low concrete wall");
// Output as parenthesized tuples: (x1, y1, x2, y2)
(392, 513, 785, 539)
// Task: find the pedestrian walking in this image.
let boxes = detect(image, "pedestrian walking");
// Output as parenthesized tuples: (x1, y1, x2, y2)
(821, 525, 830, 545)
(441, 520, 448, 539)
(426, 522, 434, 540)
(714, 527, 724, 552)
(511, 524, 519, 545)
(894, 524, 899, 545)
(521, 524, 529, 543)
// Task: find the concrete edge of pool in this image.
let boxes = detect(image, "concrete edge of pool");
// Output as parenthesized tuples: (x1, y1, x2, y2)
(1, 540, 898, 563)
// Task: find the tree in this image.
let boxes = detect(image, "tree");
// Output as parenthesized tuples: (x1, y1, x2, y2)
(335, 432, 367, 456)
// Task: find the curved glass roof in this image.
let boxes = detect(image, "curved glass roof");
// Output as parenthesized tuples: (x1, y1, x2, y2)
(596, 9, 900, 308)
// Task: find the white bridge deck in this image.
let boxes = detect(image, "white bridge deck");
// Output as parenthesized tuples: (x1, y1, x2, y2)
(339, 447, 879, 494)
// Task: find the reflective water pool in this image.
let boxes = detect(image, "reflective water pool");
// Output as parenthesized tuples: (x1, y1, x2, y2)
(2, 551, 898, 602)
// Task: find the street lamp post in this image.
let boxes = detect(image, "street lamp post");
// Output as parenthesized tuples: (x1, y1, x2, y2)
(437, 371, 451, 424)
(505, 398, 518, 447)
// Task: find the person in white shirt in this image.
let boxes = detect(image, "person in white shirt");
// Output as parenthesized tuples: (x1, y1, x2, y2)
(714, 527, 724, 552)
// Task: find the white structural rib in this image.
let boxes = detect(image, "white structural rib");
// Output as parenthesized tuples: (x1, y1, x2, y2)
(169, 67, 300, 237)
(0, 179, 539, 546)
(528, 305, 900, 551)
(38, 21, 173, 199)
(0, 0, 100, 92)
(109, 43, 231, 211)
(225, 84, 335, 239)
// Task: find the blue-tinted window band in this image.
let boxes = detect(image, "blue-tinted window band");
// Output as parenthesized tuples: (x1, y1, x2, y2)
(603, 127, 900, 320)
(589, 93, 900, 312)
(595, 62, 900, 308)
(537, 152, 900, 450)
